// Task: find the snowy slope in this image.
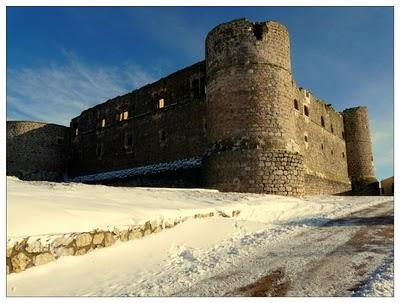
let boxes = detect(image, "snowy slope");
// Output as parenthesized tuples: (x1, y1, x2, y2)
(7, 176, 390, 240)
(6, 177, 394, 297)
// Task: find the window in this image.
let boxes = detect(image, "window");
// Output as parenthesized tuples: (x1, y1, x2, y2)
(75, 128, 79, 136)
(158, 98, 165, 109)
(294, 99, 299, 110)
(117, 111, 129, 121)
(321, 116, 325, 128)
(304, 105, 309, 117)
(342, 152, 345, 158)
(331, 150, 334, 155)
(56, 136, 64, 145)
(304, 135, 308, 142)
(331, 125, 334, 133)
(321, 143, 324, 150)
(200, 76, 206, 96)
(159, 129, 167, 145)
(101, 118, 106, 128)
(96, 143, 103, 158)
(124, 132, 133, 151)
(191, 79, 200, 98)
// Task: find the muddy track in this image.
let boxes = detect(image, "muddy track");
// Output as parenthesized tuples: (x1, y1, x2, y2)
(175, 200, 394, 297)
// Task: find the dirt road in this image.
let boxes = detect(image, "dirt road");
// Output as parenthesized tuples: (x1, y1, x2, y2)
(175, 200, 394, 296)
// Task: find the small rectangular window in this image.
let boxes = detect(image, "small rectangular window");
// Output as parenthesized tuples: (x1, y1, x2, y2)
(304, 105, 309, 117)
(321, 116, 325, 128)
(75, 128, 79, 136)
(159, 98, 165, 109)
(56, 136, 64, 145)
(96, 143, 103, 157)
(294, 99, 299, 110)
(123, 111, 129, 120)
(101, 118, 106, 128)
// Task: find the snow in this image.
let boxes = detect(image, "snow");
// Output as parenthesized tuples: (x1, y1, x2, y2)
(67, 157, 202, 182)
(353, 250, 394, 297)
(6, 177, 394, 297)
(6, 176, 390, 240)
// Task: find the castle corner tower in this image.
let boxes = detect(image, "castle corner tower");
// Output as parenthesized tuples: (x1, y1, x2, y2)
(342, 106, 380, 195)
(204, 19, 304, 196)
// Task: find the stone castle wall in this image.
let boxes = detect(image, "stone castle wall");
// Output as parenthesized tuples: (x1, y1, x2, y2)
(69, 62, 207, 177)
(6, 18, 379, 196)
(7, 121, 70, 181)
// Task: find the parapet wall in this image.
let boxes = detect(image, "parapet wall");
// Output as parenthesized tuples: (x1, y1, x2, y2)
(7, 121, 70, 181)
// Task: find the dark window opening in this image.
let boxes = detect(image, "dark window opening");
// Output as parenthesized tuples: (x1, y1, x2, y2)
(96, 144, 103, 158)
(321, 116, 325, 128)
(56, 136, 64, 145)
(304, 135, 308, 142)
(124, 133, 133, 149)
(331, 125, 334, 133)
(253, 23, 264, 40)
(304, 105, 309, 117)
(294, 99, 299, 110)
(321, 143, 324, 150)
(191, 78, 200, 98)
(331, 150, 334, 155)
(200, 76, 206, 96)
(342, 152, 345, 158)
(159, 130, 167, 145)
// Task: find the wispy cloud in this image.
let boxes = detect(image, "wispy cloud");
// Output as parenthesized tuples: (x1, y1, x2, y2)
(7, 51, 156, 126)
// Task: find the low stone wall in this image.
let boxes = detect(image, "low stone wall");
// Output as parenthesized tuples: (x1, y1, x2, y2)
(304, 174, 352, 195)
(7, 209, 240, 274)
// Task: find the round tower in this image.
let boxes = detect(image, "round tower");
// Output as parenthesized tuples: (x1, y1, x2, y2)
(204, 18, 304, 196)
(342, 107, 380, 195)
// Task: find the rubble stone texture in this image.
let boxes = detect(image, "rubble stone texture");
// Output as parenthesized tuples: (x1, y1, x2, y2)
(6, 18, 379, 196)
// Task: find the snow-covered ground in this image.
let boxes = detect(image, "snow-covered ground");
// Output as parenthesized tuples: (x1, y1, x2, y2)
(6, 177, 394, 296)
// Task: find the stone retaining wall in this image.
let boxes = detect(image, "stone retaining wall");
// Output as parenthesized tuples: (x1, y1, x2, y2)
(7, 209, 240, 274)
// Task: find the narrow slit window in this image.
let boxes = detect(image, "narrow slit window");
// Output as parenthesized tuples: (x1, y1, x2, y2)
(321, 143, 324, 150)
(101, 118, 106, 128)
(123, 111, 129, 120)
(342, 152, 345, 158)
(304, 105, 309, 117)
(304, 135, 308, 142)
(321, 116, 325, 128)
(294, 99, 299, 110)
(331, 125, 334, 133)
(75, 128, 79, 136)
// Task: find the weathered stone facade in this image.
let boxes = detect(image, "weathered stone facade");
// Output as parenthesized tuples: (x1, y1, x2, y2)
(6, 18, 380, 196)
(6, 121, 70, 181)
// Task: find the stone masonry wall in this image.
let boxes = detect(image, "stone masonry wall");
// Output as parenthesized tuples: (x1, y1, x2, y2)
(7, 121, 70, 181)
(7, 210, 241, 274)
(204, 19, 304, 196)
(69, 62, 207, 177)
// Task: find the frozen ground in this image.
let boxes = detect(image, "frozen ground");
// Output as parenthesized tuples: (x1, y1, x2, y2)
(6, 177, 394, 297)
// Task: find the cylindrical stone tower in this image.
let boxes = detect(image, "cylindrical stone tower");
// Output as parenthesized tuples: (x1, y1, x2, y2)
(7, 121, 70, 181)
(342, 107, 380, 195)
(204, 18, 304, 196)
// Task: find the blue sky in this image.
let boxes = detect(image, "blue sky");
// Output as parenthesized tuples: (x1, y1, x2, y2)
(6, 7, 393, 180)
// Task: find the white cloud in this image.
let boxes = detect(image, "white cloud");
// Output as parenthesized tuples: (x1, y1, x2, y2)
(7, 52, 156, 126)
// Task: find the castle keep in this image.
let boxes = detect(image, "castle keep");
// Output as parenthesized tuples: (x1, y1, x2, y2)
(6, 19, 380, 196)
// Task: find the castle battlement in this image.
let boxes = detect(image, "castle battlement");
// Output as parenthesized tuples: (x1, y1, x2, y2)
(6, 19, 380, 196)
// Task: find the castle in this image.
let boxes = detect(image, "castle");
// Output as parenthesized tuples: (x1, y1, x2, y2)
(6, 18, 380, 197)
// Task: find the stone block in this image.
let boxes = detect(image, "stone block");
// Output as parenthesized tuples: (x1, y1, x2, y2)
(104, 232, 116, 247)
(75, 233, 92, 248)
(11, 252, 31, 273)
(26, 240, 43, 253)
(34, 253, 55, 266)
(92, 233, 104, 245)
(128, 229, 143, 240)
